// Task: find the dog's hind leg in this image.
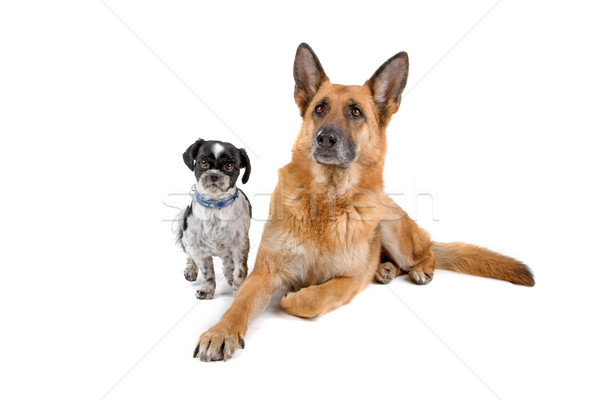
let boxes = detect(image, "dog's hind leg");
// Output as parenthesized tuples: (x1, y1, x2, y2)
(379, 195, 435, 285)
(374, 252, 405, 284)
(374, 261, 403, 284)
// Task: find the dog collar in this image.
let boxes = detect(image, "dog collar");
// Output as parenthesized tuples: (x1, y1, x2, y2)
(193, 185, 239, 209)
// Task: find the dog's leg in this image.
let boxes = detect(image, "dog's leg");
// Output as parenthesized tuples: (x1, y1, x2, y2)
(380, 195, 436, 285)
(280, 228, 381, 317)
(196, 256, 216, 299)
(195, 247, 281, 361)
(187, 250, 216, 299)
(183, 257, 198, 282)
(222, 253, 234, 287)
(374, 261, 403, 284)
(222, 244, 249, 296)
(230, 240, 249, 296)
(228, 254, 247, 297)
(408, 253, 436, 285)
(280, 276, 369, 318)
(374, 252, 405, 284)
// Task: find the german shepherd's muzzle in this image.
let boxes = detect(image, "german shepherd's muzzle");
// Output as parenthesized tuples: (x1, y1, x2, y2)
(311, 126, 356, 167)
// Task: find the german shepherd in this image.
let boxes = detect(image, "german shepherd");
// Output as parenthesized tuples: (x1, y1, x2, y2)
(194, 43, 534, 362)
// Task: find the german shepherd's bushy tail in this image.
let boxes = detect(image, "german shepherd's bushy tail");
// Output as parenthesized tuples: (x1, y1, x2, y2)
(431, 242, 535, 286)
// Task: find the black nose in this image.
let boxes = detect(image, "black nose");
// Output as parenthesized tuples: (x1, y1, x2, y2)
(209, 173, 219, 182)
(316, 129, 338, 148)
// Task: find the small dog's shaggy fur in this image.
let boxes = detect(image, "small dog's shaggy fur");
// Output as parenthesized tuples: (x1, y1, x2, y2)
(176, 139, 252, 299)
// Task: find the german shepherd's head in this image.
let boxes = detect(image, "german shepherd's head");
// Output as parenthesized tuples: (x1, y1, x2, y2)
(291, 43, 409, 174)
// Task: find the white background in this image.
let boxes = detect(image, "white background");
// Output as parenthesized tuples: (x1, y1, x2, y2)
(1, 1, 599, 399)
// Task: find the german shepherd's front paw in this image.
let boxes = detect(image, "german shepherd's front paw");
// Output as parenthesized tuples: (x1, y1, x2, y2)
(194, 324, 245, 362)
(280, 290, 320, 318)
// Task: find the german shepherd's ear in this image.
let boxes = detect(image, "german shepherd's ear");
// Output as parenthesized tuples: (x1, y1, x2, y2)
(293, 43, 329, 115)
(239, 148, 251, 184)
(366, 52, 409, 126)
(182, 138, 204, 171)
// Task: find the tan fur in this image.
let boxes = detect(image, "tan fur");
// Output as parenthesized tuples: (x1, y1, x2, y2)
(431, 242, 534, 286)
(193, 44, 534, 361)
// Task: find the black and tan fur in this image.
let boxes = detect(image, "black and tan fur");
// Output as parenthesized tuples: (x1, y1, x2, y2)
(194, 43, 534, 362)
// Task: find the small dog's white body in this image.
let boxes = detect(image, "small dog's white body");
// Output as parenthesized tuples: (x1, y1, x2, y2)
(176, 139, 252, 299)
(183, 189, 250, 257)
(178, 188, 251, 298)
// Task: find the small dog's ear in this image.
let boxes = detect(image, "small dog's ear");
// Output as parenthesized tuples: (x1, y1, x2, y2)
(182, 139, 204, 171)
(293, 43, 329, 116)
(239, 148, 251, 184)
(365, 51, 409, 126)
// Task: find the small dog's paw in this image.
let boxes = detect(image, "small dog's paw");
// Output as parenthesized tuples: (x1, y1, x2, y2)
(409, 267, 433, 285)
(374, 262, 399, 284)
(196, 289, 215, 300)
(184, 270, 198, 282)
(184, 263, 198, 282)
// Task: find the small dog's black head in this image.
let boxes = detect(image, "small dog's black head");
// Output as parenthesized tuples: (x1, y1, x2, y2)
(182, 139, 251, 196)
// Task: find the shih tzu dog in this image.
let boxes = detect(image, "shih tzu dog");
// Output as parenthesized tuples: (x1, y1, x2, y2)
(176, 138, 252, 299)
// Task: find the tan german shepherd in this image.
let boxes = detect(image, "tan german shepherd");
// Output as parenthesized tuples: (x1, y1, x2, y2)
(194, 43, 534, 362)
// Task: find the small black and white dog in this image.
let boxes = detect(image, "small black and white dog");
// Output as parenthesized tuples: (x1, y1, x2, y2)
(176, 138, 252, 299)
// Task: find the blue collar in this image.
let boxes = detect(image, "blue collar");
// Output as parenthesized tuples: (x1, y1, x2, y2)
(193, 185, 239, 209)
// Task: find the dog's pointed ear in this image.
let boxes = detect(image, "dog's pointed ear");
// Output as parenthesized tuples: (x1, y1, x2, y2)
(293, 43, 329, 115)
(182, 138, 204, 171)
(239, 148, 251, 184)
(366, 51, 409, 126)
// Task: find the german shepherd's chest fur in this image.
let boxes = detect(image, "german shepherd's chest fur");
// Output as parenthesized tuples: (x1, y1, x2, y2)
(263, 163, 383, 290)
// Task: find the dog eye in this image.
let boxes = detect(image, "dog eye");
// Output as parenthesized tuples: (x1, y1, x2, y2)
(351, 107, 362, 118)
(223, 163, 234, 171)
(199, 160, 209, 168)
(314, 104, 325, 115)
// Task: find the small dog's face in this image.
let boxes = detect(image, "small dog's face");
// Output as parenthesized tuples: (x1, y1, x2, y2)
(182, 139, 251, 195)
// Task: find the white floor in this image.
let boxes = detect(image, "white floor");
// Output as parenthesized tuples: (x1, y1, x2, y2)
(1, 1, 599, 399)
